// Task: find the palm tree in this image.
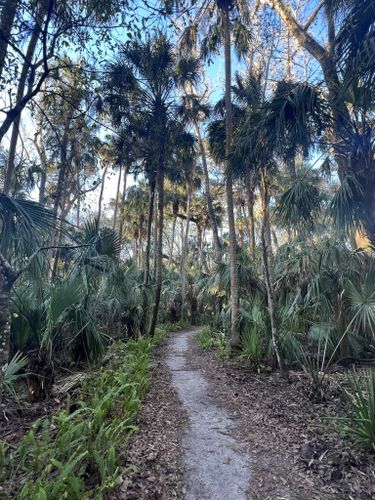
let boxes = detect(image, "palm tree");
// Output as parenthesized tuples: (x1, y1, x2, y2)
(180, 92, 222, 261)
(172, 0, 253, 350)
(106, 34, 199, 335)
(0, 195, 57, 370)
(266, 0, 375, 244)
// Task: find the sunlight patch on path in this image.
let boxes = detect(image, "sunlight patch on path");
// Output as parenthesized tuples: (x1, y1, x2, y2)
(166, 328, 251, 500)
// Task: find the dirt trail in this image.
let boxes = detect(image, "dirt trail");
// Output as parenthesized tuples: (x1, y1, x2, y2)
(118, 327, 374, 499)
(166, 327, 251, 499)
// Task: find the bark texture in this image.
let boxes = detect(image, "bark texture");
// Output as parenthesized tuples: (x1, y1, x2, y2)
(222, 4, 240, 350)
(149, 166, 164, 337)
(0, 0, 18, 83)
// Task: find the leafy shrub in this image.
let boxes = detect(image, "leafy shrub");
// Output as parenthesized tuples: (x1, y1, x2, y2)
(340, 370, 375, 451)
(197, 327, 228, 357)
(240, 330, 262, 365)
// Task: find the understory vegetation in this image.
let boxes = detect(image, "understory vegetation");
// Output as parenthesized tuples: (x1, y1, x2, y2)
(1, 0, 375, 495)
(1, 322, 186, 498)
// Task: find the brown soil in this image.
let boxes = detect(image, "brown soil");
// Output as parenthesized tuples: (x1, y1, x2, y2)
(115, 340, 188, 499)
(186, 336, 375, 500)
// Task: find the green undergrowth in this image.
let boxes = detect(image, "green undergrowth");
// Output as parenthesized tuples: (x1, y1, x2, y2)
(196, 326, 228, 357)
(0, 321, 188, 500)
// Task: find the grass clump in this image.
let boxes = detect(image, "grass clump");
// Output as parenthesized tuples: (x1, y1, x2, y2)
(339, 369, 375, 451)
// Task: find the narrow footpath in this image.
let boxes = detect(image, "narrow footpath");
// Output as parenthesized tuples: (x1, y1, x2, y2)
(166, 327, 251, 499)
(118, 328, 374, 500)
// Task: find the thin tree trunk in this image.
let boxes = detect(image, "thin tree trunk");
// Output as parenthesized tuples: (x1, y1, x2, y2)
(259, 175, 272, 257)
(180, 182, 191, 320)
(118, 165, 128, 240)
(194, 123, 221, 261)
(0, 255, 18, 371)
(149, 165, 164, 336)
(245, 171, 256, 258)
(260, 170, 288, 378)
(0, 0, 54, 146)
(97, 164, 108, 226)
(140, 181, 156, 336)
(169, 214, 177, 265)
(113, 166, 122, 230)
(153, 190, 158, 278)
(3, 0, 47, 194)
(35, 129, 47, 205)
(222, 4, 240, 350)
(143, 180, 155, 284)
(138, 217, 143, 268)
(0, 0, 18, 83)
(76, 168, 81, 227)
(39, 168, 47, 205)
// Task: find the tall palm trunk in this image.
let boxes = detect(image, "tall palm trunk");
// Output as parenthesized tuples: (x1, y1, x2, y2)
(118, 165, 128, 240)
(194, 123, 221, 261)
(97, 164, 108, 226)
(112, 166, 122, 230)
(260, 170, 287, 377)
(141, 180, 156, 336)
(3, 0, 47, 194)
(149, 165, 165, 336)
(180, 182, 191, 320)
(152, 190, 158, 278)
(222, 4, 240, 350)
(143, 180, 155, 284)
(259, 174, 272, 257)
(35, 129, 47, 205)
(0, 0, 18, 83)
(245, 171, 256, 258)
(169, 214, 177, 265)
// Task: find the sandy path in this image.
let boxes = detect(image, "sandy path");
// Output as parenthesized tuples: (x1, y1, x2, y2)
(166, 327, 251, 500)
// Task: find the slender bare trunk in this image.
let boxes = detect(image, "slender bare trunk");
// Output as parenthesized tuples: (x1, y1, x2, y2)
(118, 165, 128, 240)
(222, 4, 240, 350)
(97, 164, 108, 226)
(0, 0, 18, 83)
(76, 169, 81, 227)
(245, 171, 256, 257)
(153, 190, 158, 278)
(35, 130, 47, 205)
(0, 255, 18, 371)
(113, 167, 122, 230)
(194, 123, 221, 261)
(260, 170, 287, 377)
(149, 165, 164, 336)
(180, 183, 191, 319)
(143, 180, 155, 284)
(0, 0, 54, 146)
(259, 175, 272, 257)
(169, 215, 177, 265)
(3, 0, 47, 193)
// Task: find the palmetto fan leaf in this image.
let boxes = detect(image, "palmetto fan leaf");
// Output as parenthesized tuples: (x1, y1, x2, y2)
(0, 194, 58, 256)
(275, 179, 321, 231)
(263, 81, 328, 160)
(76, 219, 121, 261)
(335, 1, 375, 69)
(348, 266, 375, 339)
(328, 175, 363, 234)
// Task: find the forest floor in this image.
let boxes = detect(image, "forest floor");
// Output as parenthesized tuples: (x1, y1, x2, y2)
(117, 327, 375, 500)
